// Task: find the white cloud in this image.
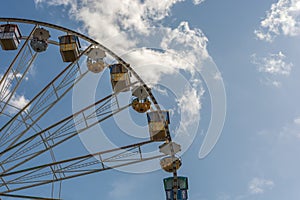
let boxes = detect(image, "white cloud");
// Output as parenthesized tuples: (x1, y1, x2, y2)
(279, 116, 300, 139)
(34, 0, 76, 7)
(0, 73, 30, 114)
(294, 116, 300, 124)
(252, 52, 292, 76)
(161, 21, 209, 70)
(7, 94, 30, 114)
(214, 178, 274, 200)
(248, 177, 274, 194)
(176, 86, 204, 135)
(257, 116, 300, 140)
(251, 51, 292, 87)
(255, 0, 300, 42)
(122, 48, 188, 85)
(267, 79, 282, 87)
(193, 0, 205, 5)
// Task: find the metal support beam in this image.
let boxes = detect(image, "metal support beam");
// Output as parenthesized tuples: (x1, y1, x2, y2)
(0, 140, 161, 193)
(0, 25, 38, 114)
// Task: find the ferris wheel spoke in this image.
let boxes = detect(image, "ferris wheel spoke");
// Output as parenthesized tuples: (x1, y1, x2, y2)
(0, 140, 161, 193)
(0, 91, 132, 174)
(0, 45, 93, 149)
(0, 80, 139, 159)
(0, 25, 38, 115)
(0, 103, 131, 174)
(0, 105, 62, 185)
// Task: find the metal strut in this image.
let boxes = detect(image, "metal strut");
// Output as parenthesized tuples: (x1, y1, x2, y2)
(0, 25, 38, 114)
(0, 140, 162, 193)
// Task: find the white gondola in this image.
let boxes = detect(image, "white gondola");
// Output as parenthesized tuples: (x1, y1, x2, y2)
(30, 27, 50, 52)
(87, 46, 106, 73)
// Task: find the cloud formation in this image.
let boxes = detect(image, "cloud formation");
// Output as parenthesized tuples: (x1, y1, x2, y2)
(277, 116, 300, 139)
(0, 73, 30, 114)
(193, 0, 205, 5)
(255, 0, 300, 42)
(252, 51, 292, 76)
(248, 177, 274, 194)
(251, 51, 292, 87)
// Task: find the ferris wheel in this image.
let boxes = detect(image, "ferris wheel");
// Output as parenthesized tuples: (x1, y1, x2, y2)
(0, 18, 189, 199)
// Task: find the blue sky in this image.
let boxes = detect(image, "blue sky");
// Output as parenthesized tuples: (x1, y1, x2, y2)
(1, 0, 300, 200)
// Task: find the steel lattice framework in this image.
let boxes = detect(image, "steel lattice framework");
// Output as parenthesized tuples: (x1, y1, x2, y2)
(0, 18, 180, 200)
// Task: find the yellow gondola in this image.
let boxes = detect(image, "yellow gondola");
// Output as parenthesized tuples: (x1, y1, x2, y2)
(109, 63, 131, 92)
(131, 86, 151, 113)
(160, 156, 182, 172)
(59, 35, 80, 62)
(132, 98, 151, 113)
(147, 110, 170, 141)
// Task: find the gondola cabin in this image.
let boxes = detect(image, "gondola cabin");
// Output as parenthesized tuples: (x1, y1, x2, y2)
(165, 190, 188, 200)
(87, 46, 106, 73)
(131, 86, 151, 113)
(163, 176, 188, 200)
(132, 98, 151, 113)
(109, 64, 131, 92)
(147, 110, 170, 141)
(59, 35, 80, 62)
(30, 28, 50, 52)
(0, 24, 21, 50)
(160, 156, 182, 172)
